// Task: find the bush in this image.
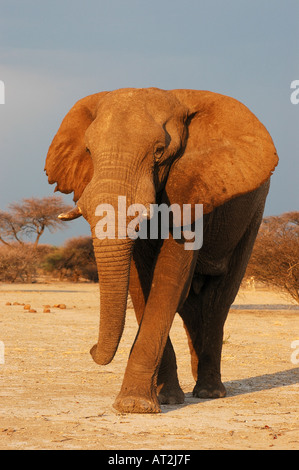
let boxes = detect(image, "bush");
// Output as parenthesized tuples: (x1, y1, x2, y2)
(245, 212, 299, 303)
(43, 236, 98, 282)
(0, 243, 53, 282)
(0, 237, 98, 284)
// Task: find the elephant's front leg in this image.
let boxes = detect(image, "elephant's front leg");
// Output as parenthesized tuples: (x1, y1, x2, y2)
(129, 240, 184, 406)
(114, 236, 197, 413)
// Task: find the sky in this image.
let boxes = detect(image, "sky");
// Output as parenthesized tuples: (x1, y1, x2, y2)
(0, 0, 298, 245)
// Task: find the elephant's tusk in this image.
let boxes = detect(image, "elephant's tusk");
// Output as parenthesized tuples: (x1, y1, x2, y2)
(58, 205, 82, 221)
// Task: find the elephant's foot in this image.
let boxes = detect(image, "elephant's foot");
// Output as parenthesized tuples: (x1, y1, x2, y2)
(113, 393, 161, 414)
(157, 383, 185, 405)
(193, 378, 226, 399)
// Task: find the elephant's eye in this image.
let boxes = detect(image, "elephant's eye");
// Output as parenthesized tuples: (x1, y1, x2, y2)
(154, 146, 164, 161)
(86, 147, 91, 154)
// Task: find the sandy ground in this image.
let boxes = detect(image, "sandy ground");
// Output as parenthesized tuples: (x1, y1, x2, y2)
(0, 282, 298, 450)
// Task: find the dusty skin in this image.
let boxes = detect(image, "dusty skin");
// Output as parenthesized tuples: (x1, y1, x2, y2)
(0, 282, 298, 450)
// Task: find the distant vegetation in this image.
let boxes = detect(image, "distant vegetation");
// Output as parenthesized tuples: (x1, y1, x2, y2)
(0, 196, 97, 282)
(0, 199, 298, 303)
(0, 196, 97, 283)
(0, 238, 98, 283)
(244, 212, 299, 304)
(0, 196, 71, 247)
(42, 236, 98, 282)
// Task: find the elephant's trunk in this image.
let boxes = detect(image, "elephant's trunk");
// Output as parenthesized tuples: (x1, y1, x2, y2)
(83, 171, 135, 366)
(90, 236, 133, 365)
(79, 154, 155, 366)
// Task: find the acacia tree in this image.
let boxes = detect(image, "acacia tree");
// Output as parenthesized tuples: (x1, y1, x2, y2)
(0, 196, 72, 247)
(0, 211, 24, 246)
(245, 212, 299, 303)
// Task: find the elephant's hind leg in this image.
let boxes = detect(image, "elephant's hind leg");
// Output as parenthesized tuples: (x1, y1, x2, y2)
(179, 278, 227, 399)
(179, 214, 263, 399)
(156, 337, 185, 405)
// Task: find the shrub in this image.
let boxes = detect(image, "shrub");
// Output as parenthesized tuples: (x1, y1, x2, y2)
(43, 237, 98, 282)
(245, 212, 299, 303)
(0, 243, 53, 282)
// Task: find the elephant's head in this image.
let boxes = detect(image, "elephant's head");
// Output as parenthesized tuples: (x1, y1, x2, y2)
(45, 87, 278, 365)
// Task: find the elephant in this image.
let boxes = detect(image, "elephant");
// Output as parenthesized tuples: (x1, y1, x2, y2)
(45, 87, 278, 413)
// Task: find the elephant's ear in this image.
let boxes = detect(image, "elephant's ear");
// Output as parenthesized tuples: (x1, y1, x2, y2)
(165, 90, 278, 222)
(45, 92, 109, 202)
